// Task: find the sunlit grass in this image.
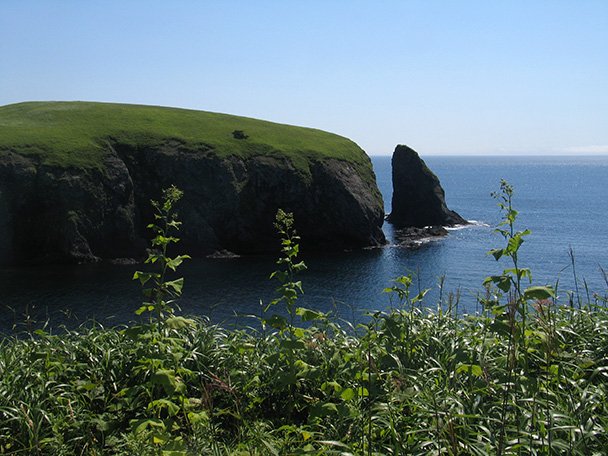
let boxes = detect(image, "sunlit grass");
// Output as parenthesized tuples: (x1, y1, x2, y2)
(0, 101, 374, 180)
(1, 286, 606, 455)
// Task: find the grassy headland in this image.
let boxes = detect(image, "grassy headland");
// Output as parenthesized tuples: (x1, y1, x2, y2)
(0, 101, 373, 176)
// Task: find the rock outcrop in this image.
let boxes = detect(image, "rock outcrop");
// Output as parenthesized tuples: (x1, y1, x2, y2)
(386, 145, 466, 232)
(0, 102, 385, 265)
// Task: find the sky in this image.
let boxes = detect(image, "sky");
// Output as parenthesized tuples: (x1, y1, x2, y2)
(1, 1, 607, 156)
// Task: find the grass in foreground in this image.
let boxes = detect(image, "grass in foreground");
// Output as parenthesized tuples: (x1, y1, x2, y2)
(1, 296, 606, 455)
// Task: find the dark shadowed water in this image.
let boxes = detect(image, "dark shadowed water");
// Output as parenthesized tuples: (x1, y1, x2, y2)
(2, 155, 607, 333)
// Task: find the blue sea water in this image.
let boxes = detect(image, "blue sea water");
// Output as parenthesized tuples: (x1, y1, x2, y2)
(1, 155, 607, 332)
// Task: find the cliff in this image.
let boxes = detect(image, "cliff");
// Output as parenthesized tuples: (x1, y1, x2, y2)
(0, 102, 385, 265)
(387, 145, 466, 234)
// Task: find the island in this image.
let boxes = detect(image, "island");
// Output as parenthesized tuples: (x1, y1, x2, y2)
(0, 101, 386, 265)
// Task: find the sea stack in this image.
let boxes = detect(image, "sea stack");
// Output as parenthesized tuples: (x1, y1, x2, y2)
(386, 145, 467, 230)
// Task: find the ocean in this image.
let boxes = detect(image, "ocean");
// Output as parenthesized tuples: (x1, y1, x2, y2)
(1, 155, 607, 333)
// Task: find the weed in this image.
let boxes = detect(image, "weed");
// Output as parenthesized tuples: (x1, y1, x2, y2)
(133, 185, 190, 325)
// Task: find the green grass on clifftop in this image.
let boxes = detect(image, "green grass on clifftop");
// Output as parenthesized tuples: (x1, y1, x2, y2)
(0, 101, 371, 173)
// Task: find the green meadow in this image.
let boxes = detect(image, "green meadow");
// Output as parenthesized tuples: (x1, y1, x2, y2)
(0, 101, 372, 174)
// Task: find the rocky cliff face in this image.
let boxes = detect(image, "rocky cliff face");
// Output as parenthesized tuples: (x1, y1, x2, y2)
(386, 145, 466, 229)
(0, 143, 385, 265)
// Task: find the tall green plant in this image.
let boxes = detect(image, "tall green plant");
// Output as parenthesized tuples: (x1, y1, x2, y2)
(263, 209, 310, 423)
(484, 180, 556, 456)
(485, 180, 556, 308)
(133, 185, 190, 324)
(266, 208, 308, 336)
(126, 187, 202, 455)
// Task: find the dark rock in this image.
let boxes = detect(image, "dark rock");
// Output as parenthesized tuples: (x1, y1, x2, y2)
(206, 250, 241, 259)
(386, 145, 467, 229)
(393, 225, 449, 248)
(0, 143, 385, 265)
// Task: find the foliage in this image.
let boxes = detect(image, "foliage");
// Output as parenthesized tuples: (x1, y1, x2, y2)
(133, 185, 190, 323)
(1, 183, 607, 455)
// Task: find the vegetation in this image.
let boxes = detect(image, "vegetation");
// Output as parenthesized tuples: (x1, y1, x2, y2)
(0, 184, 607, 455)
(0, 101, 374, 179)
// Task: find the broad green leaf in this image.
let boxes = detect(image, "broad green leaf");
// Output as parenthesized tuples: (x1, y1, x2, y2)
(166, 255, 190, 271)
(412, 288, 430, 303)
(321, 381, 342, 392)
(310, 402, 339, 418)
(149, 399, 180, 417)
(488, 248, 504, 261)
(301, 430, 313, 441)
(484, 275, 512, 292)
(142, 288, 154, 298)
(507, 235, 524, 254)
(165, 278, 184, 294)
(131, 418, 165, 434)
(93, 418, 113, 432)
(167, 220, 182, 229)
(383, 317, 402, 339)
(188, 411, 209, 425)
(123, 324, 151, 339)
(456, 363, 483, 377)
(146, 254, 162, 264)
(270, 270, 288, 282)
(265, 314, 287, 330)
(504, 267, 530, 279)
(490, 319, 511, 337)
(299, 367, 321, 379)
(135, 306, 147, 315)
(153, 433, 170, 444)
(152, 369, 178, 395)
(133, 271, 157, 285)
(279, 287, 297, 299)
(292, 327, 305, 338)
(153, 235, 172, 246)
(293, 261, 307, 273)
(277, 371, 297, 385)
(524, 285, 556, 300)
(296, 307, 323, 321)
(357, 387, 369, 397)
(294, 280, 304, 293)
(165, 316, 194, 329)
(280, 339, 305, 350)
(393, 275, 413, 287)
(340, 387, 356, 401)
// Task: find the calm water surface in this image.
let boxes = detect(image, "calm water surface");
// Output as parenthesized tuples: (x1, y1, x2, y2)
(2, 155, 607, 333)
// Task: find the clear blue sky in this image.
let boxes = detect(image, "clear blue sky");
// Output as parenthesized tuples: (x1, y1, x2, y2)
(1, 1, 606, 156)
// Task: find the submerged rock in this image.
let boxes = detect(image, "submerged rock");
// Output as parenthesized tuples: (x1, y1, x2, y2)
(386, 145, 467, 233)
